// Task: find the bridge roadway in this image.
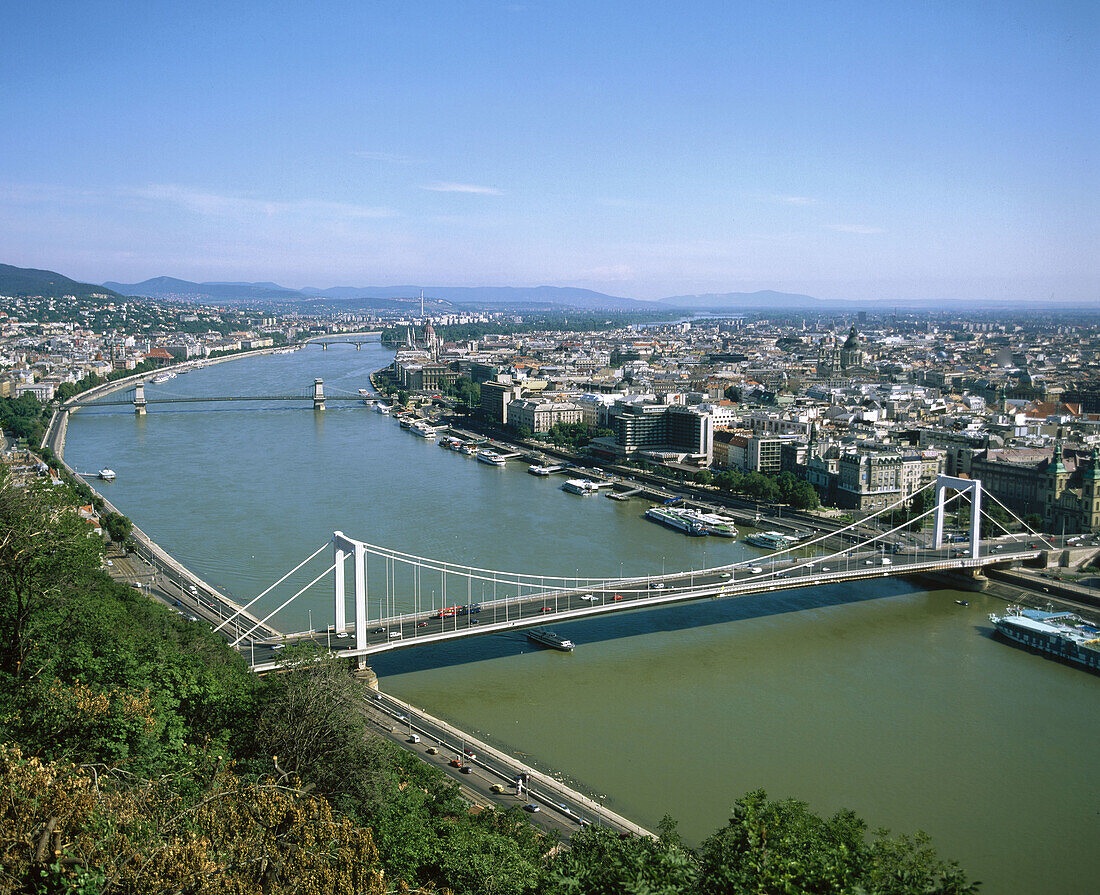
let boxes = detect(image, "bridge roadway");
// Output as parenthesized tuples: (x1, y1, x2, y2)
(68, 394, 368, 407)
(249, 538, 1043, 670)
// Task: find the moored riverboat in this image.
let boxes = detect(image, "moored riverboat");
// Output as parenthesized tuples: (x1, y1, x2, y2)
(476, 449, 507, 466)
(644, 505, 707, 536)
(528, 463, 565, 476)
(683, 509, 738, 537)
(988, 608, 1100, 672)
(744, 530, 797, 550)
(561, 478, 599, 495)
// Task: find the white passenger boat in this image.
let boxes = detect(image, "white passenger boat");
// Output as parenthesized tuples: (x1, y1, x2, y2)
(410, 420, 439, 438)
(476, 449, 507, 466)
(527, 629, 575, 651)
(644, 505, 707, 536)
(561, 478, 599, 495)
(744, 530, 797, 550)
(683, 509, 739, 537)
(98, 468, 117, 481)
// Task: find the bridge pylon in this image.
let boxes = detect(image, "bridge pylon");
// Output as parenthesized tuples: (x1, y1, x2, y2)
(932, 474, 983, 559)
(313, 378, 326, 410)
(133, 382, 147, 415)
(333, 532, 368, 666)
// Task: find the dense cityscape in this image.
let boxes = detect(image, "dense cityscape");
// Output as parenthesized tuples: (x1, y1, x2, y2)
(7, 281, 1100, 536)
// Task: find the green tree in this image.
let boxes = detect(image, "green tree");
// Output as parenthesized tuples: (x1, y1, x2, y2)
(789, 480, 820, 510)
(700, 790, 978, 895)
(545, 823, 699, 895)
(0, 473, 104, 680)
(255, 650, 396, 811)
(693, 470, 714, 487)
(103, 512, 132, 544)
(0, 393, 48, 446)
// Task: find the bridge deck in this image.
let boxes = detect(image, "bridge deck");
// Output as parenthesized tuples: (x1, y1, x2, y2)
(70, 394, 368, 407)
(249, 548, 1040, 671)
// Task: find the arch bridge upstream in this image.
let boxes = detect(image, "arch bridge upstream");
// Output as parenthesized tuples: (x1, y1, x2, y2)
(225, 475, 1050, 672)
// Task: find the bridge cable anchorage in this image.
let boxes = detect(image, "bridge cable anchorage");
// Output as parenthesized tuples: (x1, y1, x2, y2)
(214, 541, 330, 634)
(233, 562, 336, 647)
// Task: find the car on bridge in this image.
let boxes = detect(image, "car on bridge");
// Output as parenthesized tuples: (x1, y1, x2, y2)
(540, 606, 554, 612)
(524, 803, 540, 813)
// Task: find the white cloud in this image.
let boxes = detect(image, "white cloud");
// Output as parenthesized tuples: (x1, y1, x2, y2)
(828, 224, 885, 234)
(352, 150, 420, 164)
(421, 182, 502, 195)
(129, 184, 394, 220)
(771, 195, 818, 206)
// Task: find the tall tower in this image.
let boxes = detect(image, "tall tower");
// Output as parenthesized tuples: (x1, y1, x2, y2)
(1082, 446, 1100, 531)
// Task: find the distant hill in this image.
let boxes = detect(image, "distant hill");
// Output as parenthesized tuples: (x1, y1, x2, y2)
(0, 264, 120, 299)
(657, 290, 828, 311)
(103, 277, 304, 301)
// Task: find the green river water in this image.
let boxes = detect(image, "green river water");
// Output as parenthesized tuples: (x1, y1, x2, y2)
(62, 342, 1100, 894)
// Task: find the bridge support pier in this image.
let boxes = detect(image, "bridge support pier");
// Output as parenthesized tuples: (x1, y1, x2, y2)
(313, 378, 325, 410)
(134, 383, 147, 415)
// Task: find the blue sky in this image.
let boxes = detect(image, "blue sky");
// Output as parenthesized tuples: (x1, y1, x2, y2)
(1, 1, 1096, 301)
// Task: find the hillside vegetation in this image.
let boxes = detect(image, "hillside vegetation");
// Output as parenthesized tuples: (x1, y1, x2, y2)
(0, 264, 119, 300)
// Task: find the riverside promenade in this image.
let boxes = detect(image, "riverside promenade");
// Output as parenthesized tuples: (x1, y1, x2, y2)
(366, 688, 653, 840)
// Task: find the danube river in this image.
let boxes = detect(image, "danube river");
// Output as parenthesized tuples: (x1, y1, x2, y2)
(64, 342, 1099, 894)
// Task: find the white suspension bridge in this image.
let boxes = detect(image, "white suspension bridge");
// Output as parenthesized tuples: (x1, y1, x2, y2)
(216, 475, 1052, 672)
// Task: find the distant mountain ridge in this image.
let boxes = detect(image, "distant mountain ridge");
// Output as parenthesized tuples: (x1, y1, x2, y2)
(102, 276, 304, 301)
(0, 264, 120, 299)
(102, 277, 646, 309)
